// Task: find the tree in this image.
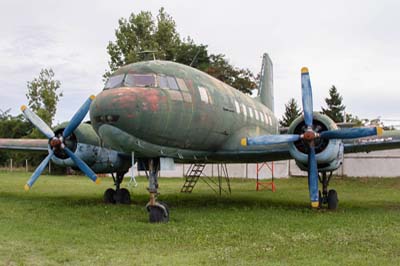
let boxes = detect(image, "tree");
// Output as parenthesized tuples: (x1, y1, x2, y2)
(280, 98, 301, 127)
(321, 85, 345, 123)
(0, 110, 33, 165)
(26, 68, 62, 128)
(105, 8, 257, 94)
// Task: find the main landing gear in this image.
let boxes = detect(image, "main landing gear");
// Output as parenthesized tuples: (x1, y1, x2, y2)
(103, 171, 131, 204)
(318, 172, 338, 210)
(145, 158, 169, 223)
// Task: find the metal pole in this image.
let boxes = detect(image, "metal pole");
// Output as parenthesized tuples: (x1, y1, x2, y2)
(48, 160, 51, 174)
(25, 159, 28, 172)
(10, 158, 13, 172)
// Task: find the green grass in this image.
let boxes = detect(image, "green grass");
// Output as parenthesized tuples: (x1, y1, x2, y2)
(1, 171, 400, 265)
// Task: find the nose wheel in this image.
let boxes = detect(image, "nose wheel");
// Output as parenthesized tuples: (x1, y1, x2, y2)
(103, 172, 131, 204)
(318, 172, 338, 210)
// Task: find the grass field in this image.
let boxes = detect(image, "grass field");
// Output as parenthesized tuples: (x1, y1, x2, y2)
(1, 171, 400, 265)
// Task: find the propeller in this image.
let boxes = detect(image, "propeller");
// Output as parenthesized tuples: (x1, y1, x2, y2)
(22, 95, 100, 190)
(242, 67, 382, 207)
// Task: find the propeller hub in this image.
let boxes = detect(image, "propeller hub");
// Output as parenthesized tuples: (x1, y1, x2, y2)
(50, 138, 62, 149)
(302, 130, 319, 141)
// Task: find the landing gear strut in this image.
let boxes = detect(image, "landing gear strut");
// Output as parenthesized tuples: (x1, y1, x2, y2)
(318, 171, 338, 210)
(103, 171, 131, 204)
(145, 158, 169, 223)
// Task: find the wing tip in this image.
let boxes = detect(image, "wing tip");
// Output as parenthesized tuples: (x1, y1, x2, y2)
(20, 105, 27, 112)
(24, 184, 30, 191)
(90, 95, 96, 100)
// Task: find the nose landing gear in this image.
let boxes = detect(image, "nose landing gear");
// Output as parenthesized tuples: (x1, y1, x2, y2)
(318, 172, 339, 210)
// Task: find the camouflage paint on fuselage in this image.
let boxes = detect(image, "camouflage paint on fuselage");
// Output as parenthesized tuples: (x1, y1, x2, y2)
(90, 60, 280, 162)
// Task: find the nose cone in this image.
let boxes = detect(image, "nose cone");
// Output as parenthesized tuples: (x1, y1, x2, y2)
(90, 87, 167, 140)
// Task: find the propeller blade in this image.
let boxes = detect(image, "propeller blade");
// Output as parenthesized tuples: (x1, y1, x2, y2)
(21, 105, 55, 139)
(64, 147, 100, 184)
(307, 146, 319, 208)
(25, 150, 54, 191)
(63, 95, 95, 138)
(242, 134, 300, 146)
(301, 67, 314, 127)
(320, 127, 382, 140)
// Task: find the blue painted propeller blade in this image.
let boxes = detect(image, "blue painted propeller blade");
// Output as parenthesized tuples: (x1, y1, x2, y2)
(246, 134, 300, 146)
(21, 106, 55, 139)
(25, 150, 54, 190)
(63, 95, 95, 138)
(301, 67, 313, 127)
(320, 127, 379, 140)
(307, 146, 319, 208)
(64, 147, 99, 184)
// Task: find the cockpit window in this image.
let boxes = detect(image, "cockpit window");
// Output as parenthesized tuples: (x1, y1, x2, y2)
(104, 74, 124, 89)
(125, 74, 156, 87)
(167, 76, 179, 90)
(158, 75, 169, 89)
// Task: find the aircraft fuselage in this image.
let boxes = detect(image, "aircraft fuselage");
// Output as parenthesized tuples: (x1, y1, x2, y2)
(90, 60, 279, 162)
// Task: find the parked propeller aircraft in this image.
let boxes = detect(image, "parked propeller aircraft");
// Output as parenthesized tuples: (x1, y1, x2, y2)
(1, 53, 400, 223)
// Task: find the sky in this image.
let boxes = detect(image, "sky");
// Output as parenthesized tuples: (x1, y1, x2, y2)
(1, 0, 400, 126)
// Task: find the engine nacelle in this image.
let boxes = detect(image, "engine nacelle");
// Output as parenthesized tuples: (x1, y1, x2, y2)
(50, 122, 130, 173)
(288, 112, 344, 172)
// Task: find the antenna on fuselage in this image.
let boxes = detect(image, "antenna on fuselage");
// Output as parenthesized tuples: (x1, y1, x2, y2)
(138, 50, 157, 61)
(190, 48, 201, 67)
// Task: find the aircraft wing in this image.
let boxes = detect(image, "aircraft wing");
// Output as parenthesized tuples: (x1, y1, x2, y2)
(0, 138, 48, 151)
(343, 130, 400, 153)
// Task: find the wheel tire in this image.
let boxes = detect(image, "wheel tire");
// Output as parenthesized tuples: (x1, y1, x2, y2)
(327, 189, 338, 210)
(104, 188, 116, 204)
(115, 188, 131, 204)
(149, 204, 169, 223)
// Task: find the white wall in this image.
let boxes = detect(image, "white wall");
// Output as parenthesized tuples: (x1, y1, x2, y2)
(130, 149, 400, 179)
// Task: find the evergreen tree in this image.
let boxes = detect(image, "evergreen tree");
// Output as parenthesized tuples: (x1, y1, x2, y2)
(280, 98, 301, 127)
(321, 85, 345, 122)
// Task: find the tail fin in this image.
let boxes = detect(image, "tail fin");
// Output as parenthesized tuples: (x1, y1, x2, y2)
(258, 53, 274, 112)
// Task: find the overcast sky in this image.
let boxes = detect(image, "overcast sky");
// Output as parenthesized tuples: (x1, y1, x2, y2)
(1, 0, 399, 126)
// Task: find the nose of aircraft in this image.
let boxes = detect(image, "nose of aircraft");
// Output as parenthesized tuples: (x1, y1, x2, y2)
(89, 87, 168, 139)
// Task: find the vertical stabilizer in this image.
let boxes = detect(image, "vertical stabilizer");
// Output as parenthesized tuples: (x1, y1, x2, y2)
(258, 53, 274, 112)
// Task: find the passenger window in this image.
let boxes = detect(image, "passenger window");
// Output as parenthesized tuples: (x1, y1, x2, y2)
(167, 76, 179, 90)
(125, 74, 155, 87)
(234, 100, 240, 114)
(260, 112, 264, 122)
(176, 78, 189, 92)
(255, 110, 259, 120)
(104, 74, 125, 89)
(248, 107, 254, 118)
(241, 103, 247, 117)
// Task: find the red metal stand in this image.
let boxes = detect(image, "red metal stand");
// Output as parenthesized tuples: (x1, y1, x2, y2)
(256, 162, 276, 192)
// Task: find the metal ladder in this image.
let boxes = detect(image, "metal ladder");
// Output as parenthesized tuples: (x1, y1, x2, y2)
(180, 163, 206, 193)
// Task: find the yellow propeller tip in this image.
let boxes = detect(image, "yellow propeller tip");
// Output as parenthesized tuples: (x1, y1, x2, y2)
(311, 201, 319, 208)
(90, 95, 96, 100)
(24, 184, 30, 191)
(240, 138, 247, 146)
(301, 67, 309, 74)
(95, 178, 101, 184)
(376, 127, 383, 136)
(21, 105, 27, 111)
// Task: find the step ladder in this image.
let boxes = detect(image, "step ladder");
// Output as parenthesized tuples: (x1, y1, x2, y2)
(180, 163, 206, 193)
